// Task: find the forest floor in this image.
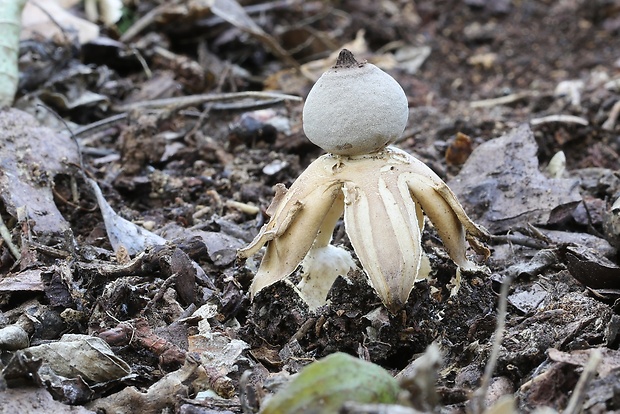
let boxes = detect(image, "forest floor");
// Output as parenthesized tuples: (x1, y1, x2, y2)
(1, 0, 620, 413)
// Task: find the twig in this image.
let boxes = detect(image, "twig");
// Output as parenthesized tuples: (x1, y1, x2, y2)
(470, 276, 512, 414)
(530, 114, 589, 126)
(525, 223, 553, 244)
(290, 317, 317, 343)
(99, 318, 186, 369)
(72, 113, 128, 137)
(185, 103, 214, 141)
(129, 45, 153, 79)
(30, 1, 71, 45)
(143, 273, 178, 314)
(52, 185, 98, 212)
(120, 1, 177, 42)
(0, 214, 20, 260)
(470, 92, 535, 108)
(33, 243, 71, 258)
(489, 233, 549, 249)
(209, 98, 290, 111)
(602, 100, 620, 131)
(562, 349, 602, 414)
(111, 91, 302, 112)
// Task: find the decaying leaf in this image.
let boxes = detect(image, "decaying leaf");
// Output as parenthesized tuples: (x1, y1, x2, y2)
(560, 244, 620, 290)
(14, 333, 130, 383)
(0, 268, 45, 293)
(207, 0, 298, 68)
(501, 289, 616, 382)
(87, 177, 167, 255)
(193, 229, 245, 266)
(0, 108, 80, 234)
(548, 348, 620, 379)
(0, 387, 96, 414)
(396, 342, 442, 412)
(87, 357, 207, 414)
(603, 194, 620, 248)
(187, 303, 249, 397)
(507, 283, 548, 314)
(21, 0, 99, 44)
(448, 124, 582, 233)
(260, 352, 400, 414)
(38, 365, 95, 405)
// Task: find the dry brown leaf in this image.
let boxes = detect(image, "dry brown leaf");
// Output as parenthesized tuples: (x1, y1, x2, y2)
(87, 358, 206, 414)
(548, 348, 620, 379)
(21, 0, 99, 44)
(448, 124, 582, 233)
(0, 108, 80, 235)
(0, 268, 45, 293)
(87, 177, 167, 255)
(0, 387, 96, 414)
(23, 334, 131, 383)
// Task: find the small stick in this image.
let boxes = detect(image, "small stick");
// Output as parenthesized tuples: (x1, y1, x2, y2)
(0, 214, 20, 260)
(470, 92, 535, 108)
(602, 100, 620, 131)
(120, 1, 175, 42)
(226, 200, 260, 215)
(112, 91, 302, 112)
(562, 349, 602, 414)
(129, 45, 153, 79)
(470, 276, 512, 414)
(143, 274, 178, 314)
(489, 233, 549, 249)
(33, 243, 71, 258)
(530, 114, 589, 126)
(73, 113, 128, 138)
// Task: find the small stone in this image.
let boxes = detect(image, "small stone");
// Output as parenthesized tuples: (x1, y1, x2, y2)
(0, 325, 29, 351)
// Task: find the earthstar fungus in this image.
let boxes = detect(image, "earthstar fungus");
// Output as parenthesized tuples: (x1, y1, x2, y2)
(238, 50, 490, 313)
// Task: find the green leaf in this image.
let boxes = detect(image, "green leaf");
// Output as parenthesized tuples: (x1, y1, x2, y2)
(261, 352, 400, 414)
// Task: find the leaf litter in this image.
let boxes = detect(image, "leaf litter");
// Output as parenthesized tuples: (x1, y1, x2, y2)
(0, 0, 620, 413)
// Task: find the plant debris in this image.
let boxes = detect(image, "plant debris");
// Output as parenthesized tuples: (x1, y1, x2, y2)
(0, 1, 619, 413)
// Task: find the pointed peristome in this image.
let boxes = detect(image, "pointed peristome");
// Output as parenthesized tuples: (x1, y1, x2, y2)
(334, 49, 363, 68)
